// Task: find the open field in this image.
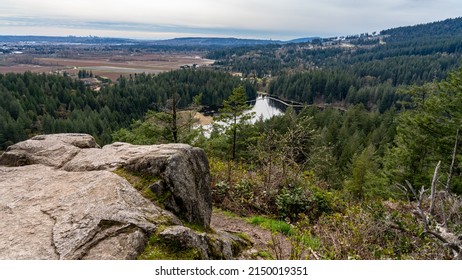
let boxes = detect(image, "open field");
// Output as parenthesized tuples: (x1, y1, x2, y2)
(0, 53, 214, 81)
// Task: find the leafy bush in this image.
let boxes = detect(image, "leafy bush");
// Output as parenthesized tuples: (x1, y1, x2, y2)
(276, 184, 312, 220)
(276, 182, 341, 221)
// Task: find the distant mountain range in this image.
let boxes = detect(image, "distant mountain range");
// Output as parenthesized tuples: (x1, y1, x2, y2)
(1, 17, 461, 47)
(286, 37, 322, 44)
(147, 36, 321, 47)
(0, 35, 135, 45)
(150, 37, 281, 46)
(0, 35, 323, 47)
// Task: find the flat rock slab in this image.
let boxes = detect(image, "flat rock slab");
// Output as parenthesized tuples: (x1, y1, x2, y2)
(0, 134, 212, 259)
(0, 164, 176, 259)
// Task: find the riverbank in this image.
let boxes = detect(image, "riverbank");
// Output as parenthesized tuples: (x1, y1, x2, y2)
(194, 112, 214, 125)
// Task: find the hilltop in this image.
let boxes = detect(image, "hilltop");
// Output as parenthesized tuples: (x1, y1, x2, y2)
(2, 17, 462, 48)
(381, 17, 462, 40)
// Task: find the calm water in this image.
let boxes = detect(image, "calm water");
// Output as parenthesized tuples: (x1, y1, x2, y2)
(248, 95, 284, 122)
(200, 95, 286, 137)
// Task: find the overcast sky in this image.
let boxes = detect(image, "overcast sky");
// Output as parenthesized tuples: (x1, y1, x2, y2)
(1, 0, 461, 40)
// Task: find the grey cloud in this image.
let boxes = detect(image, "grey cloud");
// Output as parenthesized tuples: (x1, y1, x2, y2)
(1, 0, 462, 39)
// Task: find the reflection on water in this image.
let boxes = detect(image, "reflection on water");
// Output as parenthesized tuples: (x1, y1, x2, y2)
(248, 95, 284, 122)
(199, 94, 288, 137)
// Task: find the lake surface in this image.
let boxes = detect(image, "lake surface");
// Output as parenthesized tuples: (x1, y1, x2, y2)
(200, 95, 287, 137)
(248, 95, 285, 122)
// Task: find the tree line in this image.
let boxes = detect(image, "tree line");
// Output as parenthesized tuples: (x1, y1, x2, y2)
(0, 69, 256, 150)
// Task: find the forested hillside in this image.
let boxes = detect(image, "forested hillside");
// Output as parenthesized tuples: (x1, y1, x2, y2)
(210, 18, 462, 112)
(381, 17, 462, 40)
(0, 70, 255, 149)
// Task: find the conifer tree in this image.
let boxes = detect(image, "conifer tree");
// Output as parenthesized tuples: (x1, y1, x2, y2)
(385, 69, 462, 194)
(217, 85, 253, 161)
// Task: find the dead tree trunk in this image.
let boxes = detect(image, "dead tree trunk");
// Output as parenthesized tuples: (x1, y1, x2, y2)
(429, 161, 441, 215)
(446, 129, 459, 193)
(404, 162, 462, 259)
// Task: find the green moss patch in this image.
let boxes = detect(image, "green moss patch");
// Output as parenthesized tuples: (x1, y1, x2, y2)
(253, 250, 274, 260)
(138, 233, 201, 260)
(113, 167, 170, 206)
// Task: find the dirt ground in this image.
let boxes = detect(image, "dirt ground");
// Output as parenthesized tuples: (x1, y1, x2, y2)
(194, 112, 213, 126)
(211, 209, 292, 259)
(0, 53, 214, 81)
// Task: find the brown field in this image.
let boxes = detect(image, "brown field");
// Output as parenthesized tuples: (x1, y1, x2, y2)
(175, 111, 214, 126)
(0, 53, 214, 81)
(194, 112, 213, 125)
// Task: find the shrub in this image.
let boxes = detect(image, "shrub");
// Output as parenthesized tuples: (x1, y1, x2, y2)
(311, 201, 449, 259)
(276, 184, 312, 220)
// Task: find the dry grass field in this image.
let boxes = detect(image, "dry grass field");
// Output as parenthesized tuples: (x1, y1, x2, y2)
(0, 53, 214, 81)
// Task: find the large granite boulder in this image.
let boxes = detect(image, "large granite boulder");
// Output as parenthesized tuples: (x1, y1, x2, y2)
(0, 133, 98, 168)
(0, 164, 178, 259)
(0, 134, 213, 260)
(0, 134, 211, 228)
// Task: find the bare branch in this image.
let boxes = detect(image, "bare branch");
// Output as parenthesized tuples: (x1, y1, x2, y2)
(424, 228, 461, 257)
(446, 129, 459, 193)
(424, 230, 450, 245)
(405, 180, 418, 200)
(395, 183, 408, 194)
(419, 186, 426, 209)
(270, 233, 284, 260)
(429, 161, 441, 214)
(309, 248, 321, 260)
(406, 162, 462, 259)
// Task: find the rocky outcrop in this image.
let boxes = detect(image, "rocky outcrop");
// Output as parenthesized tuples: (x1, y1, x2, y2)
(158, 226, 252, 260)
(0, 134, 211, 228)
(0, 133, 98, 168)
(0, 164, 178, 259)
(0, 133, 234, 260)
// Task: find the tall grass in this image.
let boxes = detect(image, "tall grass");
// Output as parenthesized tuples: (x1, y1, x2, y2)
(248, 216, 293, 236)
